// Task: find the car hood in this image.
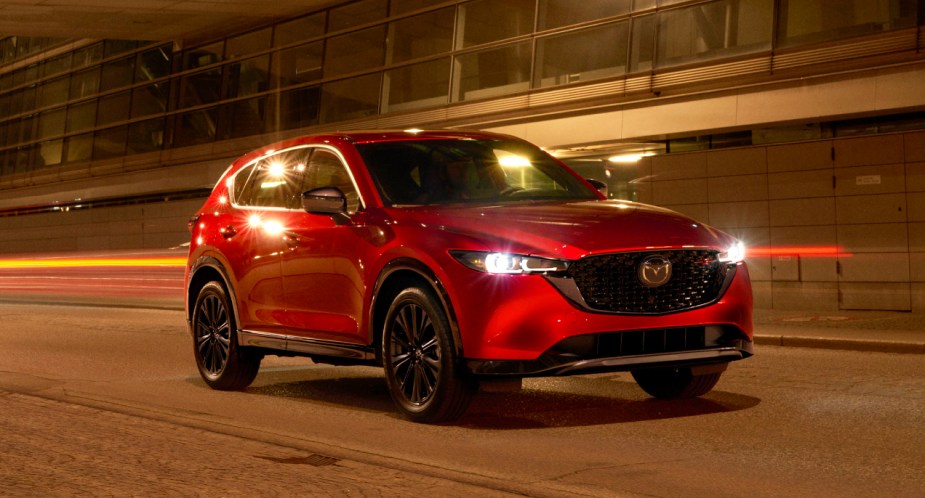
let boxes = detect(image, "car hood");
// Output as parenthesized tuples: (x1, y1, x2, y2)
(388, 201, 734, 259)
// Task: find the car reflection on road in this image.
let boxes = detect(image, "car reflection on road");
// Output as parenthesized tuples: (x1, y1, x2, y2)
(0, 249, 186, 309)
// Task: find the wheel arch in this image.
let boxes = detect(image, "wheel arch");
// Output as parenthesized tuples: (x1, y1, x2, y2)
(370, 258, 463, 363)
(187, 256, 241, 335)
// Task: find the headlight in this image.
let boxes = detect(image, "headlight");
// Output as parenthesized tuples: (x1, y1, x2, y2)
(450, 251, 569, 274)
(718, 241, 746, 264)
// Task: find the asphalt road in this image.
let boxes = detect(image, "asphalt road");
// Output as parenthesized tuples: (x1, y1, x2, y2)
(0, 303, 923, 497)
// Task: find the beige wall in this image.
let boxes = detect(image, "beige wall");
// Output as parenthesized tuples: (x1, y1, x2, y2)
(0, 198, 201, 254)
(628, 130, 925, 311)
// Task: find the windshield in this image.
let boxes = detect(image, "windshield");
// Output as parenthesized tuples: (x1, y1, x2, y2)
(357, 139, 599, 206)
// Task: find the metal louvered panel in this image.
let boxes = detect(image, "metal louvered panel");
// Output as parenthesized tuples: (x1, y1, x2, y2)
(445, 95, 529, 120)
(653, 57, 771, 88)
(773, 29, 918, 71)
(624, 75, 653, 94)
(376, 108, 447, 128)
(527, 79, 626, 107)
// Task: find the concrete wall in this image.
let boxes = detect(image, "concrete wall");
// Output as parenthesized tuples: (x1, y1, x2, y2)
(631, 130, 925, 311)
(0, 198, 202, 254)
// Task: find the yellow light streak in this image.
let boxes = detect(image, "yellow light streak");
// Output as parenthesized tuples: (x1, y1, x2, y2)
(0, 257, 186, 269)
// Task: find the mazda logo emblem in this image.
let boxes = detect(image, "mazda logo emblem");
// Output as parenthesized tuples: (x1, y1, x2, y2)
(638, 255, 672, 288)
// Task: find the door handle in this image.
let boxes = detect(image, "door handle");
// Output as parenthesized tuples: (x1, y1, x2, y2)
(283, 231, 300, 248)
(220, 225, 237, 239)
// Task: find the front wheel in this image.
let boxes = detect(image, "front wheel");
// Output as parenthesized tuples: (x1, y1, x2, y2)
(382, 286, 475, 423)
(631, 366, 722, 399)
(192, 281, 261, 390)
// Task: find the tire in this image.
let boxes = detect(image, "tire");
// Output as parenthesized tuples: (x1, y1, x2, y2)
(382, 286, 475, 423)
(192, 281, 261, 390)
(631, 366, 722, 399)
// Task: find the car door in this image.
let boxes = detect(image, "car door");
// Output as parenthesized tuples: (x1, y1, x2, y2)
(217, 155, 295, 335)
(278, 146, 368, 345)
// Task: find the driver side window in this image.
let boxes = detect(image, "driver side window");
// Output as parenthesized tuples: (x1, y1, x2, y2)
(300, 148, 361, 213)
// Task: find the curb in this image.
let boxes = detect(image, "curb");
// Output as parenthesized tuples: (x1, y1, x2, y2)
(754, 334, 925, 354)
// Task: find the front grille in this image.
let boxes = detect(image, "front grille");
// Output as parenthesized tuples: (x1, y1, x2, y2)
(567, 250, 729, 313)
(555, 326, 709, 358)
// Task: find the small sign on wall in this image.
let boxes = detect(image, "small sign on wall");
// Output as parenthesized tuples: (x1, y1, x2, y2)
(855, 175, 882, 185)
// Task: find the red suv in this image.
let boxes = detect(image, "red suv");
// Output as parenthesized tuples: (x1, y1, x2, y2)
(185, 130, 753, 423)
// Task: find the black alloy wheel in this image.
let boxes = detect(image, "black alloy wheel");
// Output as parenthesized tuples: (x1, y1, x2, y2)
(192, 281, 260, 390)
(383, 286, 474, 423)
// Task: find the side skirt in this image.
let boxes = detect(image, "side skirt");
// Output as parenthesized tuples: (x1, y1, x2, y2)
(239, 329, 377, 364)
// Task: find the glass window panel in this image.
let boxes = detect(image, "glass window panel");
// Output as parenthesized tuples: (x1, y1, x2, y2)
(329, 0, 387, 31)
(656, 0, 773, 68)
(72, 43, 103, 69)
(0, 150, 10, 177)
(224, 55, 269, 99)
(100, 56, 135, 92)
(457, 0, 535, 48)
(127, 118, 165, 154)
(18, 87, 37, 115)
(5, 120, 20, 146)
(535, 22, 629, 88)
(777, 0, 918, 47)
(19, 115, 36, 143)
(43, 53, 72, 77)
(96, 91, 131, 127)
(174, 109, 218, 147)
(383, 58, 450, 113)
(104, 40, 139, 57)
(66, 101, 97, 133)
(179, 68, 222, 108)
(135, 44, 172, 81)
(538, 0, 631, 30)
(36, 76, 69, 109)
(218, 97, 267, 139)
(23, 63, 39, 84)
(183, 41, 223, 70)
(131, 82, 169, 118)
(70, 67, 100, 99)
(275, 12, 326, 47)
(14, 145, 36, 174)
(272, 41, 323, 88)
(274, 86, 321, 131)
(38, 108, 66, 139)
(93, 126, 128, 160)
(324, 26, 386, 78)
(39, 139, 63, 166)
(629, 14, 657, 72)
(65, 133, 93, 163)
(387, 7, 455, 64)
(321, 73, 381, 123)
(390, 0, 440, 15)
(453, 42, 531, 102)
(226, 28, 271, 58)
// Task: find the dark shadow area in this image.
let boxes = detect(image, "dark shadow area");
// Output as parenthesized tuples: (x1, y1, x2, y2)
(229, 366, 761, 429)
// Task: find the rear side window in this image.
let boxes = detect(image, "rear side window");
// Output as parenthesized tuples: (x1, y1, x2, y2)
(231, 151, 308, 209)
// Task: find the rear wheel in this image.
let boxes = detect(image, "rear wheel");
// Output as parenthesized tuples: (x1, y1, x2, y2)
(192, 281, 261, 390)
(631, 366, 722, 399)
(383, 286, 475, 423)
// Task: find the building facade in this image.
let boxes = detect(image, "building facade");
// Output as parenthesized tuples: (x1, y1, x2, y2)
(1, 0, 924, 311)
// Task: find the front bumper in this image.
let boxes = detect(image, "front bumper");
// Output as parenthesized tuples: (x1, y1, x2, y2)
(467, 324, 753, 376)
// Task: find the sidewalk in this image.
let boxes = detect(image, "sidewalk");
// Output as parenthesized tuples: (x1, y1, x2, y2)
(753, 308, 925, 354)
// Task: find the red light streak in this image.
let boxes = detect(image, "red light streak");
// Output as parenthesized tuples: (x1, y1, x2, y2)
(747, 246, 847, 258)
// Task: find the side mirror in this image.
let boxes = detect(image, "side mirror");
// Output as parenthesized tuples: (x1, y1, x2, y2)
(586, 178, 609, 198)
(301, 187, 346, 215)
